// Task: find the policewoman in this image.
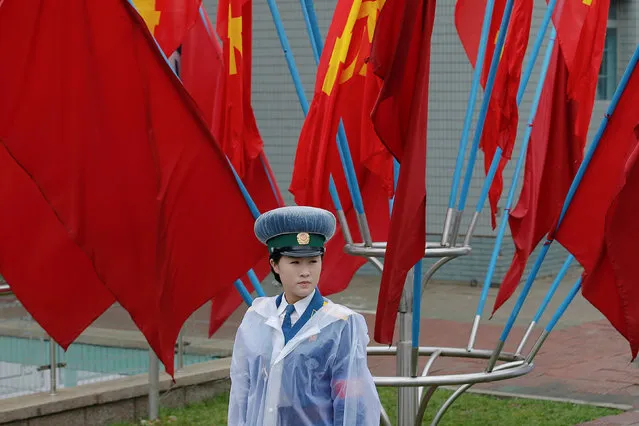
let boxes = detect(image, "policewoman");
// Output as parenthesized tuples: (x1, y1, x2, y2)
(228, 206, 381, 425)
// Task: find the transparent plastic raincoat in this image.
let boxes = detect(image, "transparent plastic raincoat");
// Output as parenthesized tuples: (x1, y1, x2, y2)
(228, 295, 381, 425)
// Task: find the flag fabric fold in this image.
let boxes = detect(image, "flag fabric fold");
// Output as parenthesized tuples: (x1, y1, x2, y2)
(553, 60, 639, 359)
(479, 0, 533, 228)
(132, 0, 201, 57)
(369, 0, 436, 344)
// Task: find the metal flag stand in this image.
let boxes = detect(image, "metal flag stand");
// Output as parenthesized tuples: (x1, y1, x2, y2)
(345, 240, 537, 426)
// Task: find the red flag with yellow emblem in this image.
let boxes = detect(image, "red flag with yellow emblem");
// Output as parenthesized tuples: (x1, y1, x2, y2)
(289, 0, 393, 296)
(132, 0, 201, 57)
(216, 0, 263, 177)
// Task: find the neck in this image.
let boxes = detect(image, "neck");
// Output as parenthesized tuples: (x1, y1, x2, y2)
(284, 292, 303, 305)
(284, 288, 314, 305)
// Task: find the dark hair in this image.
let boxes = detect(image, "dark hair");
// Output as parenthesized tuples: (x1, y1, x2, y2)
(269, 252, 283, 284)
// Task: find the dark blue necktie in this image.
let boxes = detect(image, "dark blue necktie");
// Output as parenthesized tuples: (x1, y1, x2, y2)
(282, 304, 296, 344)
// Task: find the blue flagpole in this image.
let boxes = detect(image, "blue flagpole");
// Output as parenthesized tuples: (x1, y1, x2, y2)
(513, 254, 573, 355)
(517, 0, 557, 105)
(457, 0, 514, 214)
(524, 277, 582, 364)
(226, 159, 267, 301)
(486, 41, 639, 371)
(412, 260, 423, 350)
(532, 255, 573, 325)
(466, 27, 557, 352)
(544, 278, 582, 334)
(389, 159, 400, 213)
(442, 0, 497, 245)
(302, 0, 324, 53)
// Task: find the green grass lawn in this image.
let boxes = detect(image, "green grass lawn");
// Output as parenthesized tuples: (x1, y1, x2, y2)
(111, 388, 622, 425)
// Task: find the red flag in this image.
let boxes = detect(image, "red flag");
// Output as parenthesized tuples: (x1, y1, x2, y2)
(480, 0, 533, 228)
(369, 0, 436, 344)
(553, 63, 639, 359)
(582, 139, 639, 360)
(455, 0, 507, 87)
(552, 0, 610, 132)
(180, 9, 226, 141)
(216, 0, 263, 177)
(0, 146, 115, 348)
(554, 62, 639, 273)
(492, 45, 585, 313)
(289, 0, 392, 295)
(0, 0, 264, 376)
(178, 9, 284, 335)
(132, 0, 201, 57)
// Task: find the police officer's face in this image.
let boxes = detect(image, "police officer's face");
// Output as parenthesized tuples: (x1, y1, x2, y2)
(271, 255, 322, 303)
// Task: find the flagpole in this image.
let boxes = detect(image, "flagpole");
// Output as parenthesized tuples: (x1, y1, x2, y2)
(455, 0, 514, 220)
(515, 255, 573, 355)
(525, 277, 582, 364)
(467, 26, 557, 353)
(485, 41, 639, 372)
(258, 151, 286, 207)
(463, 0, 558, 245)
(266, 0, 373, 246)
(442, 0, 497, 246)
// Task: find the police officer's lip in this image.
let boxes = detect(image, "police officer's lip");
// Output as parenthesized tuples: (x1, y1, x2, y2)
(297, 281, 312, 285)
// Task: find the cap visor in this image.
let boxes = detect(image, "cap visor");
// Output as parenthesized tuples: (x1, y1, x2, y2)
(278, 248, 324, 258)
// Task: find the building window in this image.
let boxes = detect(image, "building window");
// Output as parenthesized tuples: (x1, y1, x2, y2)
(597, 0, 618, 100)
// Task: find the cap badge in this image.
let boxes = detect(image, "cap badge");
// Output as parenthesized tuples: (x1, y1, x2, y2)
(297, 232, 310, 245)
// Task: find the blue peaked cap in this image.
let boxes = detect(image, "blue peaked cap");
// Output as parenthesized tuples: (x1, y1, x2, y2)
(254, 206, 337, 257)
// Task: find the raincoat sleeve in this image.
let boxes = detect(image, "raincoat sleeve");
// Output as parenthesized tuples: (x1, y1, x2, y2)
(228, 314, 251, 426)
(331, 313, 381, 425)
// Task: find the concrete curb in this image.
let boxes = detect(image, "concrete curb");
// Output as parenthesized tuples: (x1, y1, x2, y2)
(439, 386, 634, 411)
(0, 359, 231, 425)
